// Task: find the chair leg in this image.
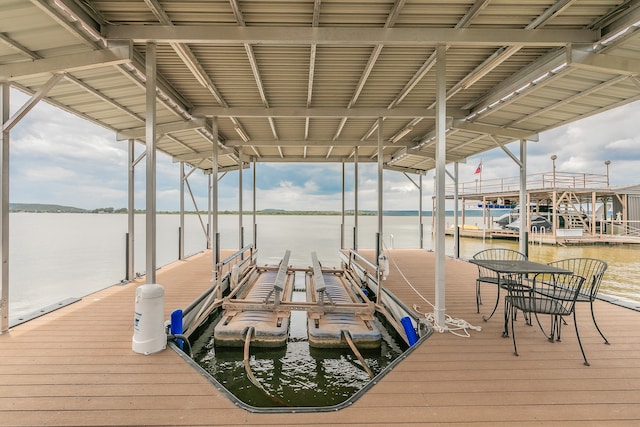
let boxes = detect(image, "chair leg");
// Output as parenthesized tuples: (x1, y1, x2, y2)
(502, 297, 510, 337)
(510, 303, 519, 356)
(532, 311, 553, 341)
(573, 313, 590, 366)
(482, 285, 501, 322)
(476, 280, 481, 313)
(554, 315, 562, 342)
(590, 301, 610, 345)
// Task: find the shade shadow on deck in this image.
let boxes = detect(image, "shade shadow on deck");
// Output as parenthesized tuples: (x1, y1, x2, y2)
(1, 249, 639, 426)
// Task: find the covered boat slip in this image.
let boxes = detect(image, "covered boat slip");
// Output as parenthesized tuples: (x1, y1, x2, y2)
(6, 0, 640, 336)
(2, 249, 640, 426)
(213, 250, 382, 349)
(3, 1, 640, 424)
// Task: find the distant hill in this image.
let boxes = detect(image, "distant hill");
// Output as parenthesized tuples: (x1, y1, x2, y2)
(8, 205, 497, 216)
(9, 203, 87, 213)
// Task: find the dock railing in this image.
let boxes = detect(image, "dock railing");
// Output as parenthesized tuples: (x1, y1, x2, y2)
(183, 245, 257, 336)
(449, 171, 609, 197)
(340, 249, 431, 344)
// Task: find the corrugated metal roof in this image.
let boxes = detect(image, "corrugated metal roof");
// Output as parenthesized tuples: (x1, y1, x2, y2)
(2, 0, 639, 173)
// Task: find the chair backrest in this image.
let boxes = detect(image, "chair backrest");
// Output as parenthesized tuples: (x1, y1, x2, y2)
(547, 258, 608, 301)
(472, 248, 527, 279)
(531, 273, 586, 313)
(472, 248, 527, 262)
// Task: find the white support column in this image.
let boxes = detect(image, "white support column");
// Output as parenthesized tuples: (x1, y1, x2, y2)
(453, 162, 460, 259)
(127, 139, 135, 281)
(377, 117, 384, 259)
(145, 42, 157, 284)
(207, 173, 212, 250)
(434, 45, 447, 329)
(341, 161, 345, 249)
(179, 162, 185, 260)
(354, 146, 359, 250)
(419, 174, 424, 249)
(238, 159, 243, 249)
(519, 139, 528, 255)
(1, 83, 10, 333)
(592, 191, 597, 235)
(252, 158, 257, 249)
(210, 118, 220, 296)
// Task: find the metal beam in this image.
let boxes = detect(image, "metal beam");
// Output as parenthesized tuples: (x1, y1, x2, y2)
(172, 148, 237, 162)
(463, 48, 568, 111)
(3, 73, 63, 132)
(0, 44, 132, 81)
(65, 74, 144, 123)
(0, 32, 40, 60)
(216, 155, 392, 164)
(191, 106, 467, 119)
(116, 118, 206, 140)
(104, 25, 596, 46)
(569, 49, 640, 76)
(452, 121, 539, 141)
(223, 139, 416, 148)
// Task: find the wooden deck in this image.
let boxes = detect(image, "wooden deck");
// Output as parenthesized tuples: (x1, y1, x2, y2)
(1, 249, 640, 426)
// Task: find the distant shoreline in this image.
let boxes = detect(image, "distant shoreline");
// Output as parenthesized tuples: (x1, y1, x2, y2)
(9, 203, 497, 217)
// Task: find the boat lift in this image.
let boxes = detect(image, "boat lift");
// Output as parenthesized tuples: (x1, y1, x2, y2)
(179, 247, 429, 350)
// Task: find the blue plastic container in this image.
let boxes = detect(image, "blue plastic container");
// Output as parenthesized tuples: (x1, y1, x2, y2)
(400, 316, 419, 346)
(170, 309, 183, 349)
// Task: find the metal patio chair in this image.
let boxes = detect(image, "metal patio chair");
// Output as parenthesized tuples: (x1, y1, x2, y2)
(472, 248, 527, 321)
(506, 272, 589, 365)
(545, 258, 609, 344)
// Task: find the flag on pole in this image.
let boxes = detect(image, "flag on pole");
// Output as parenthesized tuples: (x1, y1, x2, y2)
(474, 160, 483, 174)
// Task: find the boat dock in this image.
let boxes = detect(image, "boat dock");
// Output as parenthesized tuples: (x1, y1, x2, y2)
(444, 171, 640, 246)
(2, 248, 639, 426)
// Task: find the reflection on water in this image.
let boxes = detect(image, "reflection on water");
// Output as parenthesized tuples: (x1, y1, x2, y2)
(192, 311, 405, 408)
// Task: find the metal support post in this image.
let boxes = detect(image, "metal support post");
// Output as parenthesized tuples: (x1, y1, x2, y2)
(179, 162, 185, 260)
(210, 118, 220, 296)
(1, 83, 9, 333)
(434, 45, 447, 329)
(377, 117, 384, 260)
(354, 146, 359, 250)
(519, 139, 528, 256)
(145, 42, 157, 284)
(127, 139, 135, 281)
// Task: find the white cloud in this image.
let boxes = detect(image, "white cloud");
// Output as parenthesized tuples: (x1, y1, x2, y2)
(606, 138, 637, 150)
(7, 88, 640, 211)
(22, 165, 77, 182)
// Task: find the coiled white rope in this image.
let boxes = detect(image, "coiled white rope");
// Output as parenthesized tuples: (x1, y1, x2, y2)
(384, 246, 482, 338)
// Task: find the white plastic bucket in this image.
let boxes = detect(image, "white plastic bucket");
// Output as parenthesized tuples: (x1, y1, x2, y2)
(132, 284, 167, 354)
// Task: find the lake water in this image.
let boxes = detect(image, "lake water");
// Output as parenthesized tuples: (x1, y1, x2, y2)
(7, 212, 640, 320)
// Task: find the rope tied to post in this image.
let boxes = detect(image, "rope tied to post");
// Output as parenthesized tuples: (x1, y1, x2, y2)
(384, 246, 482, 338)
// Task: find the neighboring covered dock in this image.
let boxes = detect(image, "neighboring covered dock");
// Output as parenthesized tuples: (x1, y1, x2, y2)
(444, 170, 640, 246)
(1, 248, 639, 426)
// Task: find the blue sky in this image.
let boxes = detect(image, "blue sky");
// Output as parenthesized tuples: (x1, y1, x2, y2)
(8, 87, 640, 212)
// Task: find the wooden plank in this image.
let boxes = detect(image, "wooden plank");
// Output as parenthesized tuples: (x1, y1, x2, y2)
(1, 249, 639, 426)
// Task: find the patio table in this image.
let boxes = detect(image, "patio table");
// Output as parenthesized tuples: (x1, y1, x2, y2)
(468, 259, 572, 336)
